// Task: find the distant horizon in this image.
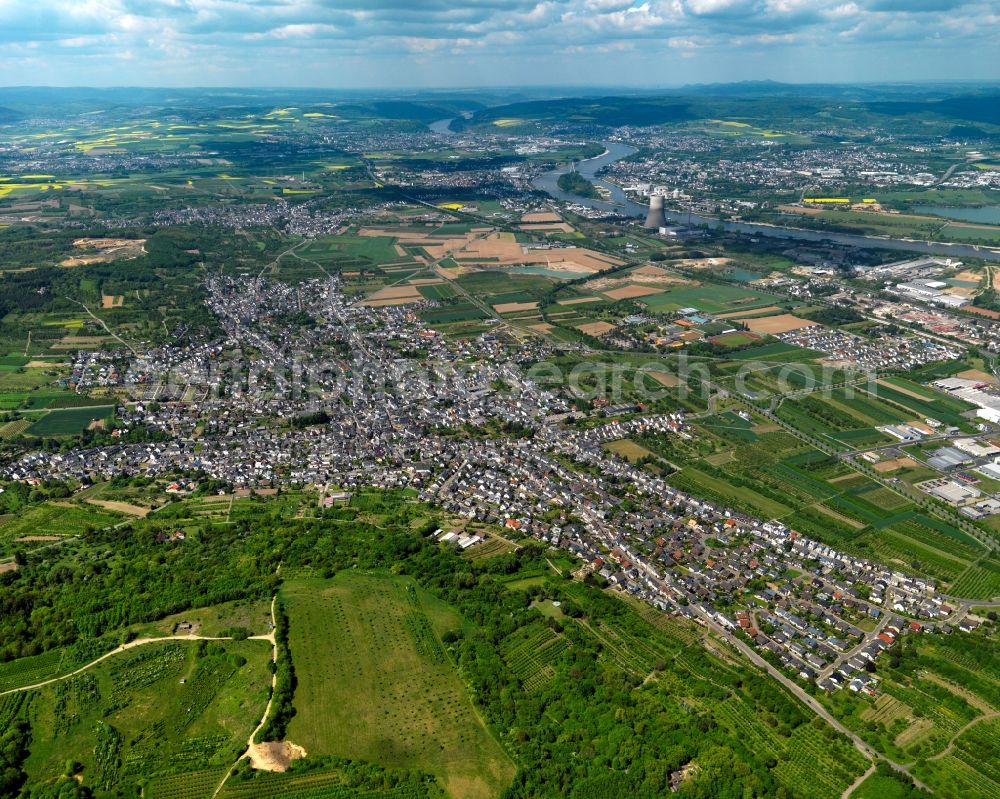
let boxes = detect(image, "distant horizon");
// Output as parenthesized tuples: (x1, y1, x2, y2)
(3, 1, 998, 88)
(2, 78, 1000, 94)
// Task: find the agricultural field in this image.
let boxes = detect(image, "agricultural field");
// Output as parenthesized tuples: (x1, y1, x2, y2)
(18, 639, 272, 794)
(499, 622, 570, 694)
(638, 282, 778, 315)
(25, 404, 115, 436)
(829, 629, 1000, 798)
(216, 763, 439, 799)
(0, 501, 120, 556)
(660, 416, 991, 592)
(283, 574, 515, 799)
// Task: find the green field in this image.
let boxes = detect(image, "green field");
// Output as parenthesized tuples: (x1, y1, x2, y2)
(640, 283, 777, 315)
(0, 501, 120, 555)
(283, 574, 515, 799)
(25, 405, 115, 436)
(19, 639, 272, 793)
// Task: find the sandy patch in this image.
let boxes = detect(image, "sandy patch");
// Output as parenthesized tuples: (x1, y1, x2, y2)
(744, 314, 818, 335)
(522, 212, 562, 223)
(100, 294, 124, 309)
(529, 323, 553, 333)
(873, 457, 919, 473)
(716, 305, 781, 320)
(751, 422, 781, 433)
(25, 360, 65, 368)
(361, 285, 423, 306)
(648, 370, 681, 387)
(777, 204, 824, 216)
(246, 741, 307, 772)
(557, 296, 601, 305)
(86, 499, 151, 517)
(407, 278, 444, 285)
(967, 306, 1000, 320)
(578, 321, 616, 336)
(362, 297, 423, 307)
(14, 535, 62, 542)
(674, 257, 731, 268)
(493, 301, 539, 314)
(633, 264, 672, 277)
(603, 284, 664, 301)
(957, 369, 998, 384)
(519, 223, 575, 232)
(368, 285, 423, 300)
(0, 562, 17, 574)
(60, 238, 145, 268)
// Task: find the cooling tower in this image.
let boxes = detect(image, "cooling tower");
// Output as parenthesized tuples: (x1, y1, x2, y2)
(644, 193, 666, 229)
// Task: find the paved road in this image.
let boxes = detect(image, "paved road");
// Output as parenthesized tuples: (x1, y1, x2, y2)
(696, 611, 932, 792)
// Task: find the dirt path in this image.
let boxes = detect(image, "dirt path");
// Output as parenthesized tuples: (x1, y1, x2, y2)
(63, 296, 138, 355)
(212, 593, 281, 798)
(841, 763, 876, 798)
(927, 711, 1000, 762)
(0, 634, 242, 696)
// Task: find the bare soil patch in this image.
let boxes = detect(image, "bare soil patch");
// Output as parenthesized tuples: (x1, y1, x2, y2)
(716, 305, 781, 319)
(86, 499, 150, 517)
(519, 222, 575, 232)
(603, 284, 664, 301)
(557, 296, 601, 305)
(362, 285, 423, 306)
(873, 456, 919, 473)
(522, 211, 562, 223)
(493, 301, 539, 314)
(744, 314, 817, 335)
(957, 369, 998, 384)
(577, 321, 616, 336)
(673, 257, 731, 268)
(633, 264, 672, 277)
(648, 370, 681, 387)
(246, 741, 307, 772)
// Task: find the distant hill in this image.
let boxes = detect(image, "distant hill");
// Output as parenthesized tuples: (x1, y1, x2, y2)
(468, 95, 694, 128)
(868, 93, 1000, 127)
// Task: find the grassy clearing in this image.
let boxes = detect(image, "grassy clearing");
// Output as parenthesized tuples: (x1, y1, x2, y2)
(22, 639, 272, 792)
(0, 502, 119, 555)
(284, 574, 515, 799)
(26, 405, 115, 436)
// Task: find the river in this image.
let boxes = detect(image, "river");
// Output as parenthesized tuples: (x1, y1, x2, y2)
(429, 118, 455, 135)
(531, 142, 1000, 263)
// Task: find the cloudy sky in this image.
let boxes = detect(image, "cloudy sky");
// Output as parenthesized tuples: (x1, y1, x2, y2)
(1, 0, 998, 88)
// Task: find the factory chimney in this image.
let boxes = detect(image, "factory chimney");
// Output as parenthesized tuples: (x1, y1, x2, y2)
(644, 193, 666, 229)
